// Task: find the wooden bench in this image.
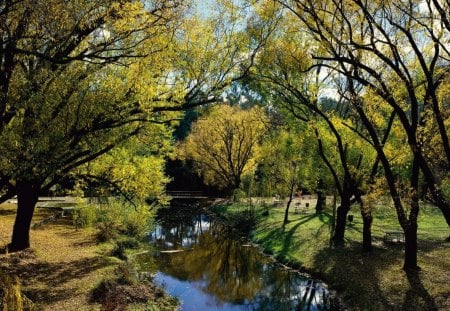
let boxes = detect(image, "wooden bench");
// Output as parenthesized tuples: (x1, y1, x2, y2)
(383, 231, 405, 244)
(294, 202, 310, 214)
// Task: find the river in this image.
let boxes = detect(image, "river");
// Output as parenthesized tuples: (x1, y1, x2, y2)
(133, 205, 331, 310)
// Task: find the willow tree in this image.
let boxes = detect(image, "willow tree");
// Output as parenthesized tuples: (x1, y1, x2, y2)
(275, 0, 450, 270)
(0, 0, 268, 251)
(180, 104, 268, 194)
(245, 7, 381, 250)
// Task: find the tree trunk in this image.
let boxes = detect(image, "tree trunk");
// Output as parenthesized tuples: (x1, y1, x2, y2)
(9, 180, 40, 252)
(355, 193, 373, 252)
(283, 200, 291, 228)
(403, 156, 420, 271)
(332, 195, 351, 246)
(283, 186, 295, 228)
(315, 179, 326, 214)
(403, 224, 419, 272)
(361, 209, 373, 252)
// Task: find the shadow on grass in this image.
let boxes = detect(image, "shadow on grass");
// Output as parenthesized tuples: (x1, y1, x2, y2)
(403, 270, 438, 311)
(311, 244, 396, 310)
(311, 242, 443, 310)
(256, 212, 332, 263)
(1, 251, 117, 304)
(0, 209, 16, 216)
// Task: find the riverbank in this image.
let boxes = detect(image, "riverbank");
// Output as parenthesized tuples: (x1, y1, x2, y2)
(0, 203, 178, 310)
(211, 202, 450, 310)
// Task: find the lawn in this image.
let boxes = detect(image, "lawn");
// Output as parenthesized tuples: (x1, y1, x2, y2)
(212, 200, 450, 310)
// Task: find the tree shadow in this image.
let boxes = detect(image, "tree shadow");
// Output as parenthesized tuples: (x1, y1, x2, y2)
(258, 214, 325, 262)
(403, 270, 438, 311)
(311, 244, 398, 310)
(1, 251, 117, 304)
(0, 209, 16, 216)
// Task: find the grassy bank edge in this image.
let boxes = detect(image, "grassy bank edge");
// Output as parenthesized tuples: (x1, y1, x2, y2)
(210, 202, 450, 310)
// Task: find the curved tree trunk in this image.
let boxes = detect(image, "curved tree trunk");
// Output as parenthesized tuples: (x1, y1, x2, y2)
(9, 180, 40, 252)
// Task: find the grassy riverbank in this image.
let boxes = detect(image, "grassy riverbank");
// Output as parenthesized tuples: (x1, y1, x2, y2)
(212, 202, 450, 310)
(0, 203, 178, 310)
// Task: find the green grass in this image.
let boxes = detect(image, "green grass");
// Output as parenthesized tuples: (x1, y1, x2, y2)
(212, 202, 450, 310)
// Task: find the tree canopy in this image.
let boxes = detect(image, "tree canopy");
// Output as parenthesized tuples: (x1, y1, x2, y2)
(180, 104, 268, 194)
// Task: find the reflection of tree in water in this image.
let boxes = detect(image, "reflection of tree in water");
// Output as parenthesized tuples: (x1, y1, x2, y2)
(149, 207, 330, 310)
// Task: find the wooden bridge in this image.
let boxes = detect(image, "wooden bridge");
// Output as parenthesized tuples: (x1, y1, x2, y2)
(166, 191, 208, 199)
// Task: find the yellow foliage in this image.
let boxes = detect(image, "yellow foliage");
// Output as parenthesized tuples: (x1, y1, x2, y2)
(180, 104, 268, 190)
(0, 270, 28, 311)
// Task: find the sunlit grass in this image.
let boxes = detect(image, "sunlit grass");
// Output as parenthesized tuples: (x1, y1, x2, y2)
(212, 201, 450, 310)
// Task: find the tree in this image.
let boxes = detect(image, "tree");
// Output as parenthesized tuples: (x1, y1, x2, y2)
(0, 0, 269, 251)
(260, 129, 303, 227)
(180, 104, 268, 194)
(246, 12, 379, 250)
(276, 0, 450, 270)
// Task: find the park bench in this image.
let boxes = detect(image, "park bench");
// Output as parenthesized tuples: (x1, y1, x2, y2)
(294, 202, 310, 214)
(383, 231, 405, 244)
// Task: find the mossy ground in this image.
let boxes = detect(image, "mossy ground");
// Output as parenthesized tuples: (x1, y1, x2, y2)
(0, 203, 178, 311)
(212, 201, 450, 310)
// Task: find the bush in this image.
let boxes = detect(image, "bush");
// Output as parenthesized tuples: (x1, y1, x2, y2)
(74, 200, 154, 242)
(111, 238, 140, 260)
(0, 270, 34, 311)
(123, 205, 152, 238)
(73, 204, 98, 228)
(96, 222, 118, 243)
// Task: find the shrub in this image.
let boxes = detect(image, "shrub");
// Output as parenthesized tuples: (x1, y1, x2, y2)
(0, 270, 34, 311)
(123, 205, 152, 238)
(111, 238, 140, 260)
(74, 200, 154, 242)
(73, 204, 98, 228)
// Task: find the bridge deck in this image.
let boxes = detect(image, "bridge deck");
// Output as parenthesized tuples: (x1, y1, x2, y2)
(167, 191, 208, 199)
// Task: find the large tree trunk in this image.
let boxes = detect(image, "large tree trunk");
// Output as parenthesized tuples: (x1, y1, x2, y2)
(355, 193, 373, 252)
(9, 180, 40, 252)
(403, 156, 420, 271)
(403, 224, 419, 271)
(315, 179, 326, 214)
(332, 194, 351, 246)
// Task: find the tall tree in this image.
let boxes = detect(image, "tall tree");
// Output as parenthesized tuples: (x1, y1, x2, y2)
(247, 12, 378, 250)
(180, 104, 268, 194)
(276, 0, 450, 270)
(0, 0, 269, 251)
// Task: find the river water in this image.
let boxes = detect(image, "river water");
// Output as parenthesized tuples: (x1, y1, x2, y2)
(133, 205, 331, 310)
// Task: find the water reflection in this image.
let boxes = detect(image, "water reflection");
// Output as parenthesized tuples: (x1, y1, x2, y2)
(136, 206, 330, 310)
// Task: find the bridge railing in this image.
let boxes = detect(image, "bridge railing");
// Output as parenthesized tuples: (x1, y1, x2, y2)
(166, 191, 207, 199)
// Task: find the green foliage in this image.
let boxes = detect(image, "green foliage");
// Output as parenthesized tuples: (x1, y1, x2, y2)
(111, 238, 140, 260)
(74, 201, 154, 242)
